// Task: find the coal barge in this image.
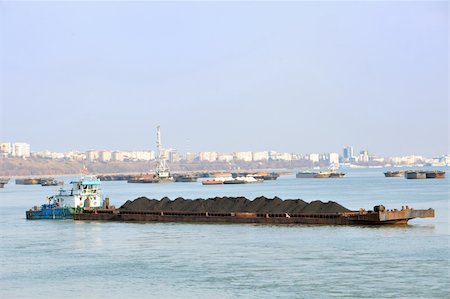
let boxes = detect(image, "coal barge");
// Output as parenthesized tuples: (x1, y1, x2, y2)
(73, 196, 434, 225)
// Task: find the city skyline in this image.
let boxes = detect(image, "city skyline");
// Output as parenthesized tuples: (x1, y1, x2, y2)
(0, 2, 448, 157)
(1, 140, 448, 162)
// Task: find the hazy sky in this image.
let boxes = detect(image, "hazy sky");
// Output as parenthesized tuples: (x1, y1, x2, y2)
(0, 1, 448, 157)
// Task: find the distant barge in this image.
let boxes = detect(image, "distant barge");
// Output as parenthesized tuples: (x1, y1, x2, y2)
(73, 197, 434, 225)
(404, 171, 445, 179)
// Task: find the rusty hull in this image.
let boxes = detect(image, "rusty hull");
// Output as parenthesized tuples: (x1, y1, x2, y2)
(73, 207, 434, 225)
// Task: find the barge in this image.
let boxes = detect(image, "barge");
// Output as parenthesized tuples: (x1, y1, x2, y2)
(296, 171, 345, 178)
(384, 171, 405, 177)
(72, 196, 434, 225)
(404, 170, 446, 179)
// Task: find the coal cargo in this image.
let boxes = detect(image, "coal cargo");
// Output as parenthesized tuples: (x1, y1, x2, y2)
(74, 196, 435, 225)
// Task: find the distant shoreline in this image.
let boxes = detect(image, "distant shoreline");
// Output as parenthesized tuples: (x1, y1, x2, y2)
(1, 158, 446, 178)
(0, 157, 392, 177)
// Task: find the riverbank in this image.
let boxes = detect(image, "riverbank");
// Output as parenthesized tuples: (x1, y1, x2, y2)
(0, 158, 317, 176)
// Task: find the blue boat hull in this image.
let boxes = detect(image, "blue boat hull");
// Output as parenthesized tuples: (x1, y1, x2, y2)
(26, 207, 73, 220)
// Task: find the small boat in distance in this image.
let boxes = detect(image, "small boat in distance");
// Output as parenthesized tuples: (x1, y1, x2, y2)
(252, 172, 280, 180)
(202, 179, 225, 185)
(296, 172, 317, 178)
(173, 174, 198, 182)
(127, 174, 159, 183)
(40, 178, 64, 186)
(384, 171, 405, 177)
(404, 171, 427, 179)
(0, 177, 10, 188)
(404, 170, 446, 179)
(425, 171, 446, 179)
(296, 171, 345, 178)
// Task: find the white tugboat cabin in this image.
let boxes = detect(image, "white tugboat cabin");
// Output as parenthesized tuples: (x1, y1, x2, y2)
(52, 175, 102, 209)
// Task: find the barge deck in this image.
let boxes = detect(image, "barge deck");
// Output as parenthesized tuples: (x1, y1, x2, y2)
(73, 197, 434, 225)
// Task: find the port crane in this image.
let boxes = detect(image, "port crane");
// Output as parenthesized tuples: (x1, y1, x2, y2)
(155, 126, 171, 179)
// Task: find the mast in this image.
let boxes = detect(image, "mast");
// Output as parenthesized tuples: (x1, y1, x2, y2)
(155, 125, 170, 178)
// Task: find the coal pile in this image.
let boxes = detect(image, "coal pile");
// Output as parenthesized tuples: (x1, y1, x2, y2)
(120, 196, 350, 214)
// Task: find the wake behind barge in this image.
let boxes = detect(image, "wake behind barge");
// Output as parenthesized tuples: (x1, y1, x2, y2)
(73, 197, 434, 225)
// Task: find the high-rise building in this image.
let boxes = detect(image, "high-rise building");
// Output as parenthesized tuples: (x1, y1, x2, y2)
(0, 143, 12, 156)
(252, 151, 269, 161)
(329, 153, 339, 164)
(98, 151, 112, 162)
(86, 150, 99, 162)
(217, 153, 234, 162)
(12, 143, 31, 158)
(359, 150, 369, 163)
(234, 151, 253, 162)
(111, 151, 124, 162)
(199, 151, 218, 162)
(167, 149, 180, 163)
(343, 146, 354, 161)
(309, 153, 319, 163)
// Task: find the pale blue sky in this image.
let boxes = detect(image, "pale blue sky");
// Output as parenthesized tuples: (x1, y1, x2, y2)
(0, 1, 448, 156)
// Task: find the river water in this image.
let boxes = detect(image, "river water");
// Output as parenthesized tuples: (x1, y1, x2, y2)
(0, 168, 448, 298)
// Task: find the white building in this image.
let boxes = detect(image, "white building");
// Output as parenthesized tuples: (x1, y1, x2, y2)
(358, 150, 369, 163)
(167, 149, 180, 163)
(252, 151, 269, 161)
(111, 151, 125, 162)
(329, 153, 339, 164)
(0, 142, 12, 156)
(268, 151, 292, 161)
(309, 153, 319, 163)
(234, 151, 253, 162)
(125, 151, 154, 161)
(65, 151, 86, 161)
(98, 151, 112, 162)
(12, 143, 31, 158)
(34, 150, 64, 159)
(199, 151, 218, 162)
(217, 153, 234, 162)
(86, 150, 99, 162)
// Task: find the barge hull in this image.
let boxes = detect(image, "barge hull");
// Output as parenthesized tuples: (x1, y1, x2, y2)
(73, 208, 434, 225)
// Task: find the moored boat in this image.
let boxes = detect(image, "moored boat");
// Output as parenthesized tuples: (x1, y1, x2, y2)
(425, 171, 446, 179)
(404, 171, 427, 179)
(173, 174, 198, 182)
(40, 178, 64, 186)
(127, 174, 159, 183)
(202, 179, 224, 185)
(384, 171, 405, 177)
(253, 172, 280, 180)
(314, 172, 331, 178)
(296, 171, 344, 178)
(223, 179, 246, 184)
(16, 178, 41, 185)
(329, 172, 345, 178)
(296, 172, 317, 178)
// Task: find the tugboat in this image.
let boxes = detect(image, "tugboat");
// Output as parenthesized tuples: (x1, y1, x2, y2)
(26, 175, 103, 219)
